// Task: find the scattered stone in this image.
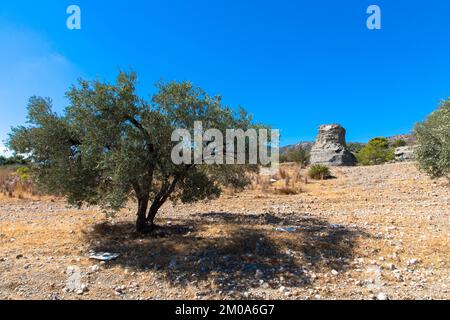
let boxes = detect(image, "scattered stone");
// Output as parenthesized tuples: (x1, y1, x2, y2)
(387, 263, 396, 270)
(168, 258, 177, 269)
(255, 269, 264, 279)
(279, 286, 288, 293)
(407, 259, 419, 266)
(377, 292, 388, 300)
(115, 285, 126, 295)
(91, 265, 100, 272)
(65, 266, 82, 293)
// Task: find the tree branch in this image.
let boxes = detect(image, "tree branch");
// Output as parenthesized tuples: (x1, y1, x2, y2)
(125, 116, 155, 153)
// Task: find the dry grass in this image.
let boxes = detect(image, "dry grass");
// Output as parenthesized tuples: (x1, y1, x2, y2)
(248, 166, 306, 196)
(0, 166, 40, 200)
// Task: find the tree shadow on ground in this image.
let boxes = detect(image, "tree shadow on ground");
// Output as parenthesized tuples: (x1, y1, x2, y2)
(83, 212, 371, 296)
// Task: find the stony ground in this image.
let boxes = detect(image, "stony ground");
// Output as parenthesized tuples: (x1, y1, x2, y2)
(0, 162, 448, 300)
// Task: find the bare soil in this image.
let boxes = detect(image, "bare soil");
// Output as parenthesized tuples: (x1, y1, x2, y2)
(0, 162, 448, 300)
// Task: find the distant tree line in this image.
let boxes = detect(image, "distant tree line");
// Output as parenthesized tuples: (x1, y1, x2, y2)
(0, 155, 28, 166)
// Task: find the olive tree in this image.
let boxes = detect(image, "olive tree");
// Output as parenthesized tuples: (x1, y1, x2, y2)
(8, 72, 259, 233)
(414, 99, 450, 181)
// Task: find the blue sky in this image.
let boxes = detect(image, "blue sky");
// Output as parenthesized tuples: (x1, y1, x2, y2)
(1, 0, 449, 154)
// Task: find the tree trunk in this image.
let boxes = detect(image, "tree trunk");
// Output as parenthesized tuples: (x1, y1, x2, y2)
(136, 196, 150, 234)
(146, 176, 181, 227)
(147, 202, 160, 227)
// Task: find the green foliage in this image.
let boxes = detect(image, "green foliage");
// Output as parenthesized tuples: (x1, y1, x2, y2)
(8, 71, 260, 233)
(308, 164, 331, 180)
(414, 99, 450, 180)
(356, 137, 395, 166)
(0, 155, 27, 166)
(16, 166, 31, 182)
(391, 139, 407, 148)
(280, 147, 310, 167)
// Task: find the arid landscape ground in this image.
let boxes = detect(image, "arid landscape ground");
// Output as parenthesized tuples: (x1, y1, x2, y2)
(0, 162, 448, 300)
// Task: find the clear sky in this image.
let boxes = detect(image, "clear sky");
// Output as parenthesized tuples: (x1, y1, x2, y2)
(1, 0, 449, 154)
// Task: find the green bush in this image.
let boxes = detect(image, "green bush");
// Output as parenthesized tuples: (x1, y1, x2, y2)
(308, 164, 331, 180)
(0, 155, 27, 166)
(414, 99, 450, 180)
(16, 167, 31, 182)
(356, 137, 395, 165)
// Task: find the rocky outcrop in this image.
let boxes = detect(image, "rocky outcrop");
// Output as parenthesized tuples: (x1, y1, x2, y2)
(395, 146, 416, 162)
(310, 124, 356, 166)
(280, 141, 314, 155)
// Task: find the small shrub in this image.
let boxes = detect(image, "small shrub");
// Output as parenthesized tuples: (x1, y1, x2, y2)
(308, 164, 331, 180)
(16, 167, 31, 182)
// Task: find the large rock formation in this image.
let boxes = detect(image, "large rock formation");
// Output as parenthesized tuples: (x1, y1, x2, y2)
(395, 146, 416, 162)
(310, 124, 356, 166)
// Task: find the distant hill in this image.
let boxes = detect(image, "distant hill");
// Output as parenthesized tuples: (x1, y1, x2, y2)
(279, 141, 314, 155)
(386, 134, 416, 146)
